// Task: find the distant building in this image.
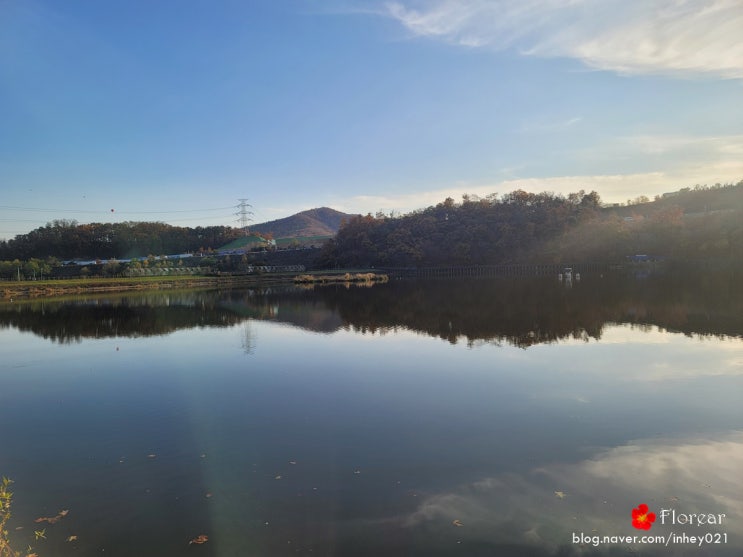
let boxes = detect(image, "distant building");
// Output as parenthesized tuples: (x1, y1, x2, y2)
(217, 235, 274, 254)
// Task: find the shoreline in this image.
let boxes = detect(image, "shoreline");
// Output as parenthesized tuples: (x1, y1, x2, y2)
(0, 271, 388, 300)
(0, 275, 291, 300)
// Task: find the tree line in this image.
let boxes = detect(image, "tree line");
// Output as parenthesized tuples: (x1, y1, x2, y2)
(2, 182, 742, 277)
(319, 184, 743, 268)
(0, 220, 243, 261)
(318, 190, 602, 267)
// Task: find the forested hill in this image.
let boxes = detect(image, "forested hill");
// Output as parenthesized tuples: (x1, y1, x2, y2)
(0, 221, 243, 261)
(2, 183, 741, 265)
(249, 207, 358, 238)
(0, 207, 358, 261)
(318, 190, 602, 267)
(0, 207, 356, 261)
(319, 183, 743, 268)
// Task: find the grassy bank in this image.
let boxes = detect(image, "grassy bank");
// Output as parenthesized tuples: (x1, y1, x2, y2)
(1, 271, 389, 300)
(0, 274, 287, 300)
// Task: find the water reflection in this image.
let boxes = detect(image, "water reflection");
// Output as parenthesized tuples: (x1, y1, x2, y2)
(0, 273, 741, 556)
(1, 272, 741, 347)
(400, 431, 743, 556)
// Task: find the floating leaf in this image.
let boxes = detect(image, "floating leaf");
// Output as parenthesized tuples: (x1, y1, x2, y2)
(66, 535, 78, 542)
(189, 534, 208, 545)
(34, 509, 68, 524)
(452, 519, 464, 527)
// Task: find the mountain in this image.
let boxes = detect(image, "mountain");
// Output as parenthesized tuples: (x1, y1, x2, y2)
(249, 207, 358, 238)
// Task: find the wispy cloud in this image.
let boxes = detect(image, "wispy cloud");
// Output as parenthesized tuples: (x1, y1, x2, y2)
(381, 0, 743, 79)
(325, 136, 743, 213)
(518, 116, 582, 134)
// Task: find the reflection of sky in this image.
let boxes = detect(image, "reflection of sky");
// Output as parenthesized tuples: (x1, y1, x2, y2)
(401, 432, 743, 556)
(1, 319, 742, 556)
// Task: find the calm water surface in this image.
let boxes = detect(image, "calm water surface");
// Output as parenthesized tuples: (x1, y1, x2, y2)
(1, 273, 742, 556)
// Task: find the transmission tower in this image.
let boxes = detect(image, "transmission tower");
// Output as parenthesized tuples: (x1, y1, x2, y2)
(236, 199, 254, 236)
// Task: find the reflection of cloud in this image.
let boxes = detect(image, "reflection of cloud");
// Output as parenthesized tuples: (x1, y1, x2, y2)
(401, 432, 743, 552)
(530, 324, 743, 383)
(381, 0, 743, 79)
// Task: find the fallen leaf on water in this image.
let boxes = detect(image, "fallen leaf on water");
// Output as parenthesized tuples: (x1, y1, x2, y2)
(452, 519, 464, 527)
(66, 535, 78, 542)
(35, 509, 69, 524)
(274, 475, 282, 480)
(205, 492, 212, 498)
(554, 491, 566, 499)
(189, 534, 209, 545)
(147, 454, 157, 459)
(34, 529, 46, 540)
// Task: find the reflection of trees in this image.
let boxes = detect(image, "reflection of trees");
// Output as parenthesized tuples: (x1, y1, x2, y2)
(286, 271, 743, 347)
(314, 278, 608, 347)
(0, 291, 246, 343)
(1, 272, 741, 347)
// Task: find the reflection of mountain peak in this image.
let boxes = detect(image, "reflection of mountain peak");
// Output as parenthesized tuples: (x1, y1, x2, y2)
(269, 304, 345, 334)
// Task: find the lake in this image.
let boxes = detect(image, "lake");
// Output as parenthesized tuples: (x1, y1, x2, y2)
(1, 271, 742, 556)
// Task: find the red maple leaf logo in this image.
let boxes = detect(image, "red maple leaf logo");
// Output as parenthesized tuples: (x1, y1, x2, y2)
(631, 504, 656, 530)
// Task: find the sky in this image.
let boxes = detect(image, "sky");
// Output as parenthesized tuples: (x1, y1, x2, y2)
(1, 0, 742, 240)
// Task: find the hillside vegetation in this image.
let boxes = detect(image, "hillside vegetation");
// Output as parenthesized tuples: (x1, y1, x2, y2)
(1, 184, 741, 277)
(0, 207, 356, 263)
(0, 221, 242, 261)
(319, 183, 743, 268)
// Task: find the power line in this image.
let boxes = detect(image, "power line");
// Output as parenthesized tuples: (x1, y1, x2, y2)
(0, 205, 235, 214)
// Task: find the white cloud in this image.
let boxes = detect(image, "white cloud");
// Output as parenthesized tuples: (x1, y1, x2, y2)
(382, 0, 743, 79)
(328, 167, 742, 216)
(324, 133, 743, 213)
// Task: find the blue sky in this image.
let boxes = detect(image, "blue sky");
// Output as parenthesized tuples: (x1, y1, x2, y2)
(1, 0, 742, 240)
